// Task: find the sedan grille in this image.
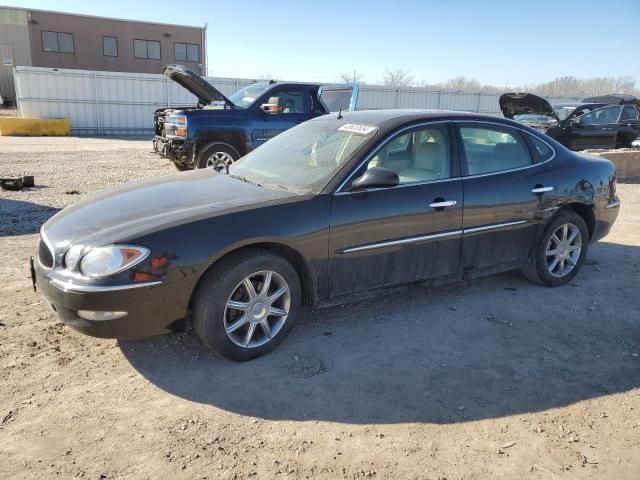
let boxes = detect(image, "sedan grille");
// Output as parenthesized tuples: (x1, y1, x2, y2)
(38, 238, 54, 269)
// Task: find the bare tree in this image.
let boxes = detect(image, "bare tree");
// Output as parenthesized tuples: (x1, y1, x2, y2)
(339, 70, 365, 84)
(383, 69, 414, 87)
(255, 73, 276, 81)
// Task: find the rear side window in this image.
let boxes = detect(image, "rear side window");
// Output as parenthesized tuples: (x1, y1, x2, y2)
(526, 134, 554, 162)
(460, 126, 532, 175)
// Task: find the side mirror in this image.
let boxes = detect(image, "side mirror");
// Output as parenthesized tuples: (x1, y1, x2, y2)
(571, 117, 582, 126)
(260, 103, 280, 114)
(350, 166, 399, 190)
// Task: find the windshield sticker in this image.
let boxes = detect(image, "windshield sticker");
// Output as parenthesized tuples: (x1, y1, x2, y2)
(338, 123, 376, 135)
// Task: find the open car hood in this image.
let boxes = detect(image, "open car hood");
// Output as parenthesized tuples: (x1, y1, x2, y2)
(164, 64, 232, 106)
(499, 92, 559, 122)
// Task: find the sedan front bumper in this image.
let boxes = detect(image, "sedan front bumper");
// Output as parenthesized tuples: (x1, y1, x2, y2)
(34, 266, 186, 339)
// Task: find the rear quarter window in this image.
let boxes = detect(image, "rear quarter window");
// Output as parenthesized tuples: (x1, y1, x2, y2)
(526, 134, 554, 162)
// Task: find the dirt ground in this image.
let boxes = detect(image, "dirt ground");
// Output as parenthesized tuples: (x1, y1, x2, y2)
(1, 137, 639, 480)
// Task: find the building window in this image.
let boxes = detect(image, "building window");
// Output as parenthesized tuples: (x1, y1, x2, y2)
(174, 42, 199, 62)
(41, 31, 75, 53)
(134, 39, 161, 59)
(103, 36, 118, 57)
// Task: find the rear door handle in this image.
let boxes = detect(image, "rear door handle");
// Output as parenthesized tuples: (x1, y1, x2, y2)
(429, 200, 457, 208)
(531, 186, 553, 193)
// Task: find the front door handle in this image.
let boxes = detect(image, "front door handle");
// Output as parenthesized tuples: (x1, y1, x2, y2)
(531, 186, 553, 193)
(429, 200, 457, 208)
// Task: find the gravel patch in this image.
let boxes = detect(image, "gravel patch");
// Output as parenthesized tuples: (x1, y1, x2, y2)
(0, 137, 175, 236)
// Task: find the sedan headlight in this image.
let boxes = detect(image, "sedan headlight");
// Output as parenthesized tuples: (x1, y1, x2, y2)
(64, 244, 85, 271)
(78, 245, 150, 279)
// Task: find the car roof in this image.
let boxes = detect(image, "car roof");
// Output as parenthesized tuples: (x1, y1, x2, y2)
(313, 109, 514, 132)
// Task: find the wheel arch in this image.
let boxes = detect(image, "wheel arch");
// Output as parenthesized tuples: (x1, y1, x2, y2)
(189, 242, 317, 311)
(195, 130, 246, 158)
(557, 202, 596, 240)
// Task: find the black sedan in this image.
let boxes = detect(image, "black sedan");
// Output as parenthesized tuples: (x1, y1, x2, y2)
(33, 110, 620, 361)
(500, 92, 640, 149)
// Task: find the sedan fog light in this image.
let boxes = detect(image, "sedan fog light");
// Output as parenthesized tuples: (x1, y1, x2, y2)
(77, 310, 127, 321)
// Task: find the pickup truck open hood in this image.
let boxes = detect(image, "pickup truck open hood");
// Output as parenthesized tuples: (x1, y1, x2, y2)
(164, 64, 233, 106)
(499, 92, 559, 122)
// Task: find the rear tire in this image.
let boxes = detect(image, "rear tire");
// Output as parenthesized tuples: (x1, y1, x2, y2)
(193, 250, 301, 361)
(522, 211, 589, 287)
(196, 142, 240, 170)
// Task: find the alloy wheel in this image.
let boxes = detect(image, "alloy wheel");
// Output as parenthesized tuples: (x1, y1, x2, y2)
(223, 271, 291, 348)
(545, 223, 582, 278)
(206, 151, 234, 169)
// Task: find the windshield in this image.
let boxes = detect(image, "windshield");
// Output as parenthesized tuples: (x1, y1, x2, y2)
(228, 119, 378, 194)
(228, 83, 270, 108)
(554, 106, 578, 121)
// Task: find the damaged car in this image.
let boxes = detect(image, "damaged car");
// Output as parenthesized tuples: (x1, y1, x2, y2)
(153, 64, 358, 170)
(34, 110, 619, 361)
(500, 92, 640, 150)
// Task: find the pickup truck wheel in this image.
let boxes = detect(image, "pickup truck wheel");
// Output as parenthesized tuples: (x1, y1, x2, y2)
(196, 142, 240, 170)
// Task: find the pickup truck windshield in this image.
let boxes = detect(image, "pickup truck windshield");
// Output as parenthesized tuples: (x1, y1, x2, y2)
(228, 118, 377, 194)
(229, 83, 270, 108)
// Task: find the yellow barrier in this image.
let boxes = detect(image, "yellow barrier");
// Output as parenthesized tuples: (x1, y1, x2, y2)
(0, 117, 70, 136)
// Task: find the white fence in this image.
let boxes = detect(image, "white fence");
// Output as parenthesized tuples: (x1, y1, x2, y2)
(14, 66, 583, 136)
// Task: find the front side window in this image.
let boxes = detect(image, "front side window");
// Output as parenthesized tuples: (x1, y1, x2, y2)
(174, 42, 199, 62)
(460, 126, 532, 175)
(134, 39, 161, 59)
(364, 125, 451, 184)
(228, 83, 270, 109)
(579, 106, 623, 125)
(103, 36, 118, 57)
(42, 31, 75, 53)
(261, 88, 305, 114)
(229, 118, 377, 194)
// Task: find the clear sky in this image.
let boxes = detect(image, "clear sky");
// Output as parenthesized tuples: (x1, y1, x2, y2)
(3, 0, 639, 86)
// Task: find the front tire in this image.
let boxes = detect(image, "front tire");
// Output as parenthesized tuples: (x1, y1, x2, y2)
(522, 211, 589, 286)
(193, 250, 302, 361)
(196, 142, 240, 170)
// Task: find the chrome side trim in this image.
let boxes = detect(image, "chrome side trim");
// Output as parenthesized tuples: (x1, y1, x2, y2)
(50, 279, 162, 293)
(531, 186, 553, 193)
(605, 199, 620, 209)
(337, 220, 530, 255)
(335, 119, 557, 194)
(463, 220, 528, 234)
(337, 229, 463, 254)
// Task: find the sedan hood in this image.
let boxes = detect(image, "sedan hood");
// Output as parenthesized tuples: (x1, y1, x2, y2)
(164, 64, 232, 106)
(43, 170, 294, 251)
(499, 92, 559, 123)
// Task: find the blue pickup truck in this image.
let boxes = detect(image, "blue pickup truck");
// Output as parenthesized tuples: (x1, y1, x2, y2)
(153, 65, 359, 170)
